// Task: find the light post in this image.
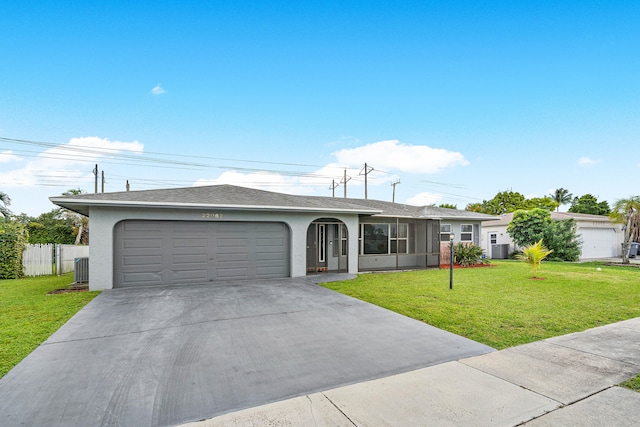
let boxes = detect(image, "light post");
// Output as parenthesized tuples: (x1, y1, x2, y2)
(449, 233, 455, 290)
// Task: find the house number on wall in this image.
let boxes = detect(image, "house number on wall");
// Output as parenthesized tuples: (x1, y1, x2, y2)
(202, 212, 224, 219)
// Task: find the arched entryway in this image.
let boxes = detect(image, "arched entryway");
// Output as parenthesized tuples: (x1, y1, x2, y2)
(306, 218, 349, 274)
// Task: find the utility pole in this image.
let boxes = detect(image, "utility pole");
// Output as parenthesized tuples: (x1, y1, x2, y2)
(359, 163, 374, 199)
(341, 169, 351, 198)
(391, 179, 401, 203)
(126, 180, 130, 191)
(329, 179, 339, 198)
(93, 164, 98, 193)
(101, 171, 105, 193)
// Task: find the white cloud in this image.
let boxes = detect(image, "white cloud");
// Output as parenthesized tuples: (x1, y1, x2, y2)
(194, 171, 319, 196)
(0, 150, 22, 163)
(332, 140, 469, 173)
(406, 192, 443, 206)
(0, 137, 144, 188)
(191, 139, 466, 199)
(577, 156, 599, 166)
(151, 84, 165, 95)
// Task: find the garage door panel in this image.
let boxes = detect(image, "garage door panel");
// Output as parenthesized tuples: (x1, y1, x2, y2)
(122, 255, 164, 266)
(174, 270, 209, 281)
(216, 238, 248, 247)
(122, 221, 164, 232)
(172, 254, 209, 264)
(122, 238, 163, 249)
(114, 220, 289, 287)
(174, 237, 208, 248)
(216, 268, 249, 279)
(121, 272, 163, 286)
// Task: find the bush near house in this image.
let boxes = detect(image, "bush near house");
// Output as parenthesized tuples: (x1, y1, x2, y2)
(507, 208, 581, 262)
(453, 243, 489, 266)
(0, 222, 28, 279)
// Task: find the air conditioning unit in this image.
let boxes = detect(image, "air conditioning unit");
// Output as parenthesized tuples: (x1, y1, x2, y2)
(74, 257, 89, 283)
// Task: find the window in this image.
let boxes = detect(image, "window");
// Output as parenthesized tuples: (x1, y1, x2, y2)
(461, 224, 473, 241)
(362, 224, 388, 254)
(318, 224, 326, 262)
(440, 224, 452, 241)
(490, 233, 497, 245)
(390, 223, 408, 254)
(360, 223, 409, 255)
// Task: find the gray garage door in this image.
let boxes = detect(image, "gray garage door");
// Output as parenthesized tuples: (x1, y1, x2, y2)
(114, 220, 290, 288)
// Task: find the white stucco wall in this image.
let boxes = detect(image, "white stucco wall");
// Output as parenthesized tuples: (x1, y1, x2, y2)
(88, 206, 360, 290)
(480, 220, 624, 259)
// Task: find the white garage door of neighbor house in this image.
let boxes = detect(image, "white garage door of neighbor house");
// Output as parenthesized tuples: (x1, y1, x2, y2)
(579, 227, 617, 259)
(113, 220, 290, 288)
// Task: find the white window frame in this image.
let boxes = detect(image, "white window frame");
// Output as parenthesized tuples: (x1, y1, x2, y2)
(461, 224, 473, 241)
(360, 223, 409, 255)
(440, 224, 452, 241)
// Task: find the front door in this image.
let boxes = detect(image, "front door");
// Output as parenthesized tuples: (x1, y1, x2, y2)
(306, 223, 327, 273)
(306, 221, 348, 274)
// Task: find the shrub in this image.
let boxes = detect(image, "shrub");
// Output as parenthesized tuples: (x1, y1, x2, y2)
(453, 243, 488, 267)
(0, 222, 28, 279)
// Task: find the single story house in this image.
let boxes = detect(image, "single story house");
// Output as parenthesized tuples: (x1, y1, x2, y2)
(50, 185, 497, 290)
(481, 211, 624, 260)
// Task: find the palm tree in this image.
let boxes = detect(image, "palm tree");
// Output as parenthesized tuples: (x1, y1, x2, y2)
(62, 188, 89, 244)
(609, 196, 640, 264)
(0, 191, 11, 220)
(517, 239, 553, 278)
(550, 188, 572, 212)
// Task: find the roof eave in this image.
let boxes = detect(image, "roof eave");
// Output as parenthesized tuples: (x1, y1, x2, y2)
(49, 198, 382, 216)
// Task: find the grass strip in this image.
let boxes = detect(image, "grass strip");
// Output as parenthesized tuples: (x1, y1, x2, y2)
(0, 274, 100, 378)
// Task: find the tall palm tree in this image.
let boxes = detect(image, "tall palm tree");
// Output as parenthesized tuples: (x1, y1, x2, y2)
(0, 191, 11, 220)
(609, 196, 640, 264)
(549, 188, 572, 212)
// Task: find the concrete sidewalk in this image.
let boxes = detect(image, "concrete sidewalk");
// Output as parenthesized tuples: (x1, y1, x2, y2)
(181, 318, 640, 426)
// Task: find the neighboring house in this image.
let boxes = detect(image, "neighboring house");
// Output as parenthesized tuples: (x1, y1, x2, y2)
(50, 185, 496, 290)
(481, 212, 624, 260)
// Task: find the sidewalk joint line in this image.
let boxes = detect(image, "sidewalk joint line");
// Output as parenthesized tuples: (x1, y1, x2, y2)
(322, 393, 358, 426)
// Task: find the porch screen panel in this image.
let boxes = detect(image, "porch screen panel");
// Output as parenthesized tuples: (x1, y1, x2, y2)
(363, 224, 389, 254)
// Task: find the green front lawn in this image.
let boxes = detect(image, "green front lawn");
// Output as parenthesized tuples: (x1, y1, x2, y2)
(0, 274, 100, 378)
(322, 260, 640, 349)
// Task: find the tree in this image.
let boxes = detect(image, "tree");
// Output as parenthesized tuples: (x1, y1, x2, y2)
(517, 240, 553, 278)
(465, 202, 484, 213)
(469, 191, 557, 215)
(507, 208, 582, 262)
(569, 194, 611, 216)
(507, 209, 552, 246)
(609, 196, 640, 264)
(481, 190, 528, 215)
(549, 188, 573, 211)
(438, 203, 457, 210)
(0, 191, 11, 220)
(525, 197, 559, 211)
(24, 210, 76, 244)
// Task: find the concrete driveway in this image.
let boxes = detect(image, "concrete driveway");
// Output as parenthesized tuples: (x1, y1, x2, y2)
(0, 275, 493, 427)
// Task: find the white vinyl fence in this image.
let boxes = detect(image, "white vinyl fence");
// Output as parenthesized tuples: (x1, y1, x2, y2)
(22, 244, 89, 276)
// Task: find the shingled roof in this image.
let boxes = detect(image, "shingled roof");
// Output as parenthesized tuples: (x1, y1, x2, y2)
(50, 184, 497, 221)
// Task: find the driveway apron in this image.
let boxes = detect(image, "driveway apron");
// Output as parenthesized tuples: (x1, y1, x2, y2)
(0, 275, 494, 427)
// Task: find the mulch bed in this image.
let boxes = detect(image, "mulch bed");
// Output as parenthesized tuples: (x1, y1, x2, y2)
(47, 283, 89, 294)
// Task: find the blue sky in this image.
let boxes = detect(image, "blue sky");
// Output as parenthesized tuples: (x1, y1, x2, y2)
(1, 1, 638, 216)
